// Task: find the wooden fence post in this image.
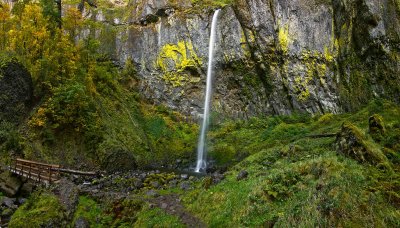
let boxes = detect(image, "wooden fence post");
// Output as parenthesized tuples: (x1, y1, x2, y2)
(28, 163, 31, 180)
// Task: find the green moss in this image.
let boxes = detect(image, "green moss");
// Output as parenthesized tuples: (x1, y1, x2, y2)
(72, 196, 113, 227)
(143, 172, 177, 190)
(134, 205, 185, 228)
(141, 104, 199, 165)
(191, 0, 233, 8)
(318, 113, 334, 123)
(9, 191, 65, 227)
(183, 100, 400, 227)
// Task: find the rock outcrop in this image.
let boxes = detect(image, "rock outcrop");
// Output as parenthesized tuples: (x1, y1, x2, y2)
(70, 0, 400, 117)
(336, 122, 389, 167)
(0, 171, 23, 197)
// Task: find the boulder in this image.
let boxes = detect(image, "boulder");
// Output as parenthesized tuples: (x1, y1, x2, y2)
(180, 174, 188, 180)
(19, 182, 35, 197)
(100, 148, 137, 172)
(53, 178, 79, 219)
(236, 170, 248, 181)
(336, 122, 390, 168)
(180, 181, 190, 191)
(146, 189, 159, 197)
(133, 178, 144, 189)
(150, 181, 161, 189)
(169, 179, 178, 188)
(212, 173, 225, 184)
(74, 217, 90, 228)
(0, 171, 23, 197)
(1, 197, 16, 209)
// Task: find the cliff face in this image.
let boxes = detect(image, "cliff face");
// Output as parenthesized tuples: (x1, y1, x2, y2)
(86, 0, 400, 117)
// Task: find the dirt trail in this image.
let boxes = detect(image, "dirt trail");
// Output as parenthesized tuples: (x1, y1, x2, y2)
(150, 194, 206, 228)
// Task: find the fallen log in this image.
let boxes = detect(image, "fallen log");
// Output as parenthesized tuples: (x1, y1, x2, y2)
(305, 133, 337, 138)
(52, 168, 97, 176)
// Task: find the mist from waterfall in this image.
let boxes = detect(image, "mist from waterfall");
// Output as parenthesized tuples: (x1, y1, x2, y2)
(195, 9, 221, 173)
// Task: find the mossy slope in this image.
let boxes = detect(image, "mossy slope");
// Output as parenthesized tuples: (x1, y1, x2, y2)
(183, 100, 400, 227)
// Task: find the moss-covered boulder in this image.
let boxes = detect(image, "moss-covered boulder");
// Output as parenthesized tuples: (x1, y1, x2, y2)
(9, 191, 66, 227)
(0, 56, 33, 123)
(369, 114, 386, 142)
(0, 171, 22, 197)
(53, 178, 79, 221)
(336, 122, 390, 168)
(99, 147, 138, 172)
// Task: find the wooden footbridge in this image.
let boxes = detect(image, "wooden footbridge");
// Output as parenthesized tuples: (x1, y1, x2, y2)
(8, 158, 97, 185)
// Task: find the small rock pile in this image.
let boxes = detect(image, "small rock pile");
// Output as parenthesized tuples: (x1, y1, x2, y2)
(0, 171, 32, 227)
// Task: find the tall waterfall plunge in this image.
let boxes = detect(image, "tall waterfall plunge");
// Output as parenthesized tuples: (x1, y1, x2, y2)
(195, 9, 221, 173)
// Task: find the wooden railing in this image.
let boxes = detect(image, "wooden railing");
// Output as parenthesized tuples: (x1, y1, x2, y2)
(9, 158, 60, 184)
(7, 158, 97, 185)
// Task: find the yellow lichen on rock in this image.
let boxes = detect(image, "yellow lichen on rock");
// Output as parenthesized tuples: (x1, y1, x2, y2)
(278, 24, 290, 54)
(157, 40, 202, 87)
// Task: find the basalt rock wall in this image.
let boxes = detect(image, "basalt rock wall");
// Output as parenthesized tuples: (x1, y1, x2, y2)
(80, 0, 400, 117)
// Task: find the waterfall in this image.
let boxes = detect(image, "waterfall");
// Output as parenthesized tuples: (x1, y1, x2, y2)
(195, 9, 221, 173)
(156, 23, 162, 46)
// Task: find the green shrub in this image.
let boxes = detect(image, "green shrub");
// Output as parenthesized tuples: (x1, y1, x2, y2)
(209, 143, 236, 165)
(140, 104, 198, 165)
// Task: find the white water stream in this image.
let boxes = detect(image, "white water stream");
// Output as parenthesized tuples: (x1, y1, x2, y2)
(195, 9, 221, 173)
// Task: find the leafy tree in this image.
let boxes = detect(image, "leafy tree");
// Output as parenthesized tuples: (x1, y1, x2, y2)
(63, 7, 83, 40)
(40, 32, 80, 90)
(0, 3, 11, 51)
(10, 0, 31, 18)
(8, 4, 50, 60)
(40, 0, 61, 31)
